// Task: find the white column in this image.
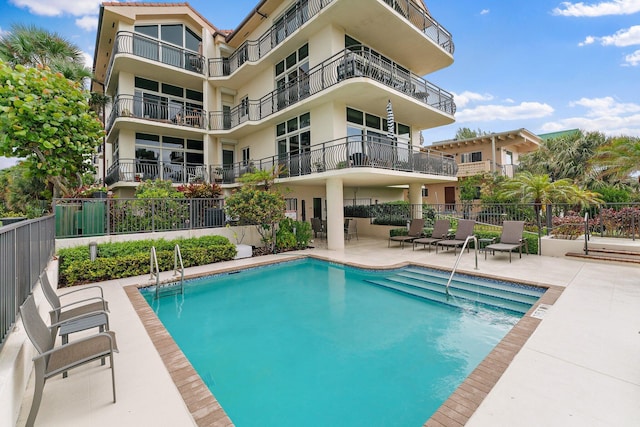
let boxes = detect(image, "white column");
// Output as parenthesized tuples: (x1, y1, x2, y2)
(326, 177, 345, 250)
(409, 183, 423, 219)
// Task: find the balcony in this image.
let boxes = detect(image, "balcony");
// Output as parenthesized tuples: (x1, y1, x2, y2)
(208, 47, 455, 131)
(105, 31, 205, 89)
(106, 136, 457, 187)
(456, 161, 520, 178)
(208, 0, 453, 78)
(106, 95, 207, 133)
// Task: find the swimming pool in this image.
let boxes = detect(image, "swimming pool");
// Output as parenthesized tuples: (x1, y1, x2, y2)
(141, 258, 544, 426)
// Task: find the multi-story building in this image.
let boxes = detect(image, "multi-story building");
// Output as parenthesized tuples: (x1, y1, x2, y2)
(92, 0, 458, 249)
(423, 128, 541, 206)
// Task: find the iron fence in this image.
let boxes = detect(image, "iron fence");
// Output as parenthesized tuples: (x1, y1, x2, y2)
(54, 198, 226, 238)
(0, 215, 55, 347)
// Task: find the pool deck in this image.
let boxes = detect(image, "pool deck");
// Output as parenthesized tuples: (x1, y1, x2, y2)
(16, 237, 640, 426)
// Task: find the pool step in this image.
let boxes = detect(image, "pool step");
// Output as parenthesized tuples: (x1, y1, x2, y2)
(365, 267, 544, 314)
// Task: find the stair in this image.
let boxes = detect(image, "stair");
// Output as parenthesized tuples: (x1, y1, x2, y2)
(566, 248, 640, 265)
(365, 266, 544, 315)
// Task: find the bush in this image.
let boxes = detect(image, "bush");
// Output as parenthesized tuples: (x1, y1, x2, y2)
(276, 218, 312, 251)
(58, 235, 236, 286)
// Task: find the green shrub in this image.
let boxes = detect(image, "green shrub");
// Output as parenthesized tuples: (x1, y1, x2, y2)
(58, 235, 236, 286)
(276, 218, 312, 251)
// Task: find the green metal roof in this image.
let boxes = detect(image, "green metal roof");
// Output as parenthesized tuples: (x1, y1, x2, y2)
(537, 129, 580, 141)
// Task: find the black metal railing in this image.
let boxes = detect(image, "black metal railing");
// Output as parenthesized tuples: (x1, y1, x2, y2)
(106, 31, 205, 83)
(208, 0, 453, 77)
(106, 94, 207, 132)
(209, 46, 455, 130)
(105, 159, 209, 186)
(1, 215, 55, 346)
(106, 137, 456, 186)
(53, 198, 226, 238)
(382, 0, 454, 54)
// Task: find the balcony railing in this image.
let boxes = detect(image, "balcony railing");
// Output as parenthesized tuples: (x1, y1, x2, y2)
(106, 136, 456, 187)
(456, 161, 520, 178)
(106, 94, 207, 132)
(105, 159, 210, 186)
(382, 0, 454, 54)
(208, 0, 453, 77)
(209, 46, 455, 130)
(106, 31, 205, 83)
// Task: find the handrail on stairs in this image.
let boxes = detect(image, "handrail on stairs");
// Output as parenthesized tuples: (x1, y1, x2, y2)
(173, 244, 185, 296)
(150, 246, 160, 299)
(584, 212, 589, 255)
(445, 235, 479, 296)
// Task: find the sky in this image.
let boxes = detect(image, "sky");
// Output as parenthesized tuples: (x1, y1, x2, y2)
(0, 0, 638, 169)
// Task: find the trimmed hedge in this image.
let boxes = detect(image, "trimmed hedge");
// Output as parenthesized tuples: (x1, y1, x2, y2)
(58, 235, 236, 286)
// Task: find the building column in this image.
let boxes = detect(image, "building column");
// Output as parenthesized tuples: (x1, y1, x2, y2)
(326, 177, 345, 251)
(408, 183, 423, 219)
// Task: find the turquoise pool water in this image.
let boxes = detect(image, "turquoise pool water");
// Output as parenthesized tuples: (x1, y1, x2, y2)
(141, 258, 539, 426)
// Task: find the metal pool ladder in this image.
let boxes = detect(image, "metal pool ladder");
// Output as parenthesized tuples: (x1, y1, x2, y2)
(445, 235, 479, 296)
(151, 245, 185, 299)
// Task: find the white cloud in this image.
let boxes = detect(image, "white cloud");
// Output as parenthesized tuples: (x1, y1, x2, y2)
(453, 91, 494, 108)
(480, 9, 490, 15)
(552, 0, 640, 17)
(8, 0, 102, 17)
(624, 49, 640, 65)
(455, 102, 554, 122)
(541, 96, 640, 136)
(76, 15, 98, 32)
(581, 25, 640, 47)
(81, 51, 93, 69)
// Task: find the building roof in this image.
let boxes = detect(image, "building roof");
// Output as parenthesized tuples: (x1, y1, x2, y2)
(537, 129, 580, 141)
(428, 128, 541, 151)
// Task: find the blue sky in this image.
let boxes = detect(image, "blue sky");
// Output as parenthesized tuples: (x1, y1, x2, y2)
(0, 0, 638, 169)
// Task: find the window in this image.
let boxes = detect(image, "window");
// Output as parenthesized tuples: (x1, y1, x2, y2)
(460, 152, 482, 163)
(133, 23, 201, 68)
(135, 132, 204, 181)
(346, 107, 411, 165)
(239, 96, 249, 118)
(275, 44, 309, 110)
(422, 188, 428, 197)
(133, 77, 203, 124)
(242, 147, 250, 166)
(277, 113, 311, 176)
(273, 1, 310, 46)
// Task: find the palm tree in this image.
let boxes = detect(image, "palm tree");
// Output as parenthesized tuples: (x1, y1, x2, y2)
(0, 24, 90, 82)
(518, 130, 607, 187)
(497, 172, 603, 230)
(590, 135, 640, 182)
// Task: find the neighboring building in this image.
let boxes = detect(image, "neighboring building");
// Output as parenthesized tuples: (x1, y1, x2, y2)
(92, 0, 458, 249)
(423, 128, 541, 206)
(537, 128, 580, 141)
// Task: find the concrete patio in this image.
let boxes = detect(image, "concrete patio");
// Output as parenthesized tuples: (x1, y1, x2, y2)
(14, 237, 640, 426)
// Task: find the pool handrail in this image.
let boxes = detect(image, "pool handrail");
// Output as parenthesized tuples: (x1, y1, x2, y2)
(445, 235, 479, 296)
(173, 244, 185, 296)
(151, 246, 160, 299)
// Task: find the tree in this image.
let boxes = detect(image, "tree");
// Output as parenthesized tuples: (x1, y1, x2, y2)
(0, 62, 104, 196)
(0, 24, 90, 83)
(518, 130, 607, 187)
(0, 163, 48, 216)
(225, 166, 286, 253)
(590, 135, 640, 183)
(497, 171, 603, 210)
(454, 127, 490, 140)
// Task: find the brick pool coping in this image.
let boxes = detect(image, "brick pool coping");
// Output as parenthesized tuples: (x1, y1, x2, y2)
(125, 263, 564, 427)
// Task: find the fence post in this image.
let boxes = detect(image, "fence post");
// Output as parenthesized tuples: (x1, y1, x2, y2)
(152, 200, 156, 232)
(546, 204, 552, 236)
(106, 198, 111, 235)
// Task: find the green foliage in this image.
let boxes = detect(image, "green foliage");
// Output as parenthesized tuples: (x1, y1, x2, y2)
(176, 182, 222, 198)
(0, 163, 50, 216)
(58, 235, 236, 286)
(459, 176, 482, 201)
(276, 218, 312, 251)
(135, 179, 184, 199)
(591, 135, 640, 183)
(225, 184, 286, 252)
(0, 24, 90, 82)
(497, 172, 603, 207)
(594, 186, 631, 204)
(454, 127, 490, 140)
(0, 62, 104, 196)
